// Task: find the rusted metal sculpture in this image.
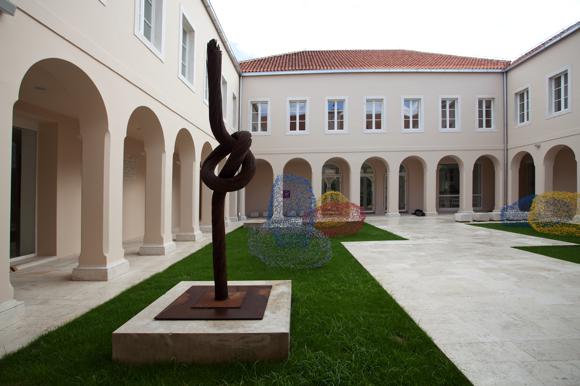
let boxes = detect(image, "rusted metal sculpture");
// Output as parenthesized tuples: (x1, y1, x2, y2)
(200, 40, 256, 301)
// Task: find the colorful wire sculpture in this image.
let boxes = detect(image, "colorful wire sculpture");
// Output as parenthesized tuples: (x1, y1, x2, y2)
(313, 191, 366, 237)
(529, 192, 580, 236)
(500, 194, 536, 226)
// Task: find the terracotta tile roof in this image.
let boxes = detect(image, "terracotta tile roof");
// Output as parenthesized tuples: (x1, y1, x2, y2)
(240, 49, 511, 73)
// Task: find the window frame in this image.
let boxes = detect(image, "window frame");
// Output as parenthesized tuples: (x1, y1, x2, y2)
(400, 96, 424, 133)
(286, 97, 310, 135)
(439, 96, 461, 132)
(475, 96, 496, 131)
(203, 51, 209, 105)
(325, 97, 349, 134)
(134, 0, 166, 61)
(248, 99, 271, 135)
(514, 86, 530, 127)
(177, 6, 196, 90)
(363, 96, 386, 133)
(221, 76, 228, 122)
(546, 66, 571, 118)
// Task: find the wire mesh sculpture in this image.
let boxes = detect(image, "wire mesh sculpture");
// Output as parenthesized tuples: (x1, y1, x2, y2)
(200, 40, 256, 300)
(500, 194, 536, 226)
(313, 191, 366, 237)
(248, 174, 332, 269)
(529, 192, 580, 236)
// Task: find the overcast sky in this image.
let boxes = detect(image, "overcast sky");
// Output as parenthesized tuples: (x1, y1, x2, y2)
(210, 0, 580, 62)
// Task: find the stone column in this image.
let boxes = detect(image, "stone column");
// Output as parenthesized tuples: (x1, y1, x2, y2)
(350, 164, 361, 206)
(174, 151, 198, 241)
(424, 163, 437, 215)
(575, 159, 580, 223)
(72, 124, 130, 280)
(534, 156, 545, 197)
(0, 93, 24, 328)
(238, 188, 246, 220)
(387, 162, 400, 216)
(455, 159, 474, 222)
(311, 161, 322, 201)
(191, 159, 203, 239)
(139, 145, 175, 255)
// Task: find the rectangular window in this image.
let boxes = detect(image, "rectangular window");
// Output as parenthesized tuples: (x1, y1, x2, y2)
(289, 100, 307, 132)
(232, 94, 238, 128)
(136, 0, 164, 53)
(403, 98, 421, 130)
(179, 12, 195, 85)
(365, 98, 383, 130)
(327, 99, 346, 131)
(250, 101, 268, 133)
(440, 98, 458, 130)
(550, 71, 569, 114)
(477, 98, 494, 129)
(516, 89, 529, 124)
(221, 77, 227, 120)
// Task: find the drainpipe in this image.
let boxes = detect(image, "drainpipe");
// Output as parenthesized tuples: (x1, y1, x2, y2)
(503, 71, 508, 207)
(237, 75, 244, 221)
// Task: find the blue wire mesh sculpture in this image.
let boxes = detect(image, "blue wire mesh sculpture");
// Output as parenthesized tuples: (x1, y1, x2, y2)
(500, 194, 536, 226)
(248, 174, 332, 269)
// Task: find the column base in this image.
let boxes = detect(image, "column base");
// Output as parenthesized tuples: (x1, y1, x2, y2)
(386, 212, 401, 217)
(139, 242, 176, 256)
(0, 299, 25, 330)
(200, 225, 212, 232)
(72, 258, 130, 281)
(238, 215, 247, 221)
(472, 212, 491, 222)
(454, 211, 474, 222)
(490, 211, 502, 221)
(174, 231, 203, 241)
(424, 211, 438, 216)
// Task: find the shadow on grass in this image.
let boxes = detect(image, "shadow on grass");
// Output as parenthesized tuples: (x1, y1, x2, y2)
(0, 223, 469, 386)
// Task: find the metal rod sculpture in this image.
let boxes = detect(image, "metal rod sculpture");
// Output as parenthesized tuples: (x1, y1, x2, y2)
(201, 40, 256, 301)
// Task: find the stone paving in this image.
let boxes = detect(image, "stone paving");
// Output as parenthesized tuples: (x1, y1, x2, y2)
(0, 223, 241, 357)
(346, 215, 580, 386)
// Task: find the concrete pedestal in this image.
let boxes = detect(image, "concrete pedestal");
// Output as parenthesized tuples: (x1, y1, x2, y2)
(112, 280, 291, 364)
(472, 212, 491, 222)
(139, 242, 176, 255)
(454, 211, 474, 222)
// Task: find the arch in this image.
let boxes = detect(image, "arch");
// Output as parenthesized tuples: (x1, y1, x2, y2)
(510, 151, 535, 202)
(283, 158, 312, 182)
(172, 129, 196, 240)
(10, 58, 115, 279)
(199, 142, 213, 227)
(399, 155, 427, 213)
(360, 157, 389, 215)
(123, 106, 167, 254)
(436, 155, 463, 213)
(322, 157, 351, 198)
(543, 145, 577, 193)
(473, 154, 500, 212)
(245, 159, 274, 218)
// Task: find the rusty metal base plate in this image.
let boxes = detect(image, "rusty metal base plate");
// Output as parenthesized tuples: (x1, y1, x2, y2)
(154, 285, 272, 320)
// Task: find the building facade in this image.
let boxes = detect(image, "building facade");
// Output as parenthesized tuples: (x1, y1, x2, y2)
(0, 1, 578, 324)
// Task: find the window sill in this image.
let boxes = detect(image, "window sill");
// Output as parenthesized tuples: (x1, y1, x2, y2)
(546, 109, 571, 120)
(516, 121, 530, 128)
(400, 128, 424, 133)
(324, 130, 349, 135)
(439, 128, 461, 133)
(286, 130, 309, 136)
(476, 128, 496, 132)
(135, 32, 165, 63)
(248, 130, 271, 136)
(178, 74, 196, 93)
(362, 129, 386, 134)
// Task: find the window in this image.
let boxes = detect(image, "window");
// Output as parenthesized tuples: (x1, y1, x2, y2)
(179, 11, 195, 85)
(440, 98, 458, 130)
(326, 98, 346, 131)
(221, 77, 227, 120)
(549, 70, 569, 114)
(203, 62, 209, 102)
(232, 94, 238, 128)
(135, 0, 164, 54)
(250, 101, 269, 133)
(365, 98, 384, 130)
(477, 98, 494, 130)
(288, 100, 307, 132)
(516, 89, 529, 124)
(402, 98, 422, 130)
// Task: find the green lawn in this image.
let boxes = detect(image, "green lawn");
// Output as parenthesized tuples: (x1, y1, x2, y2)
(472, 223, 580, 264)
(0, 223, 470, 386)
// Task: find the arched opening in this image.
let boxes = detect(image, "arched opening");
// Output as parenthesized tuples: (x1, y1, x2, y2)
(123, 106, 166, 254)
(360, 157, 389, 215)
(283, 158, 312, 183)
(172, 129, 196, 240)
(399, 156, 426, 213)
(10, 58, 107, 269)
(473, 155, 498, 212)
(544, 145, 577, 192)
(437, 156, 462, 213)
(511, 152, 535, 201)
(322, 157, 350, 198)
(245, 159, 274, 218)
(199, 142, 213, 228)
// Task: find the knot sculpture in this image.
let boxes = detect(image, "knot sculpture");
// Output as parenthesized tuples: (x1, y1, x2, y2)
(201, 40, 256, 300)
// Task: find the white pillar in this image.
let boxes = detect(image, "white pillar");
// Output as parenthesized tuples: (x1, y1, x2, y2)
(534, 156, 545, 196)
(425, 163, 437, 215)
(191, 159, 203, 238)
(455, 158, 474, 222)
(493, 161, 504, 212)
(72, 124, 129, 280)
(312, 161, 322, 201)
(387, 162, 400, 216)
(238, 188, 246, 220)
(0, 93, 24, 327)
(350, 164, 361, 206)
(139, 145, 175, 255)
(175, 151, 200, 241)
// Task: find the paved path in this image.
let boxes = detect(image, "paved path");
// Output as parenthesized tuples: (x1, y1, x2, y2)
(346, 216, 580, 386)
(0, 223, 241, 357)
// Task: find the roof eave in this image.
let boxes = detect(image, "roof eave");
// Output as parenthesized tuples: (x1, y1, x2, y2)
(241, 68, 506, 76)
